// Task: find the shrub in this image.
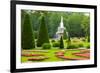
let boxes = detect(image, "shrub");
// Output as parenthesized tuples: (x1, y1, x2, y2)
(60, 36, 64, 49)
(37, 14, 49, 47)
(67, 44, 78, 49)
(87, 36, 90, 42)
(57, 40, 60, 43)
(21, 13, 35, 49)
(65, 40, 68, 43)
(85, 43, 90, 49)
(52, 42, 60, 47)
(42, 43, 51, 49)
(72, 38, 80, 42)
(81, 38, 86, 42)
(78, 42, 84, 47)
(51, 39, 56, 43)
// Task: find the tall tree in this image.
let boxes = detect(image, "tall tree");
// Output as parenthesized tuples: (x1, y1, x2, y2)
(23, 10, 88, 38)
(81, 15, 90, 42)
(67, 13, 85, 37)
(37, 13, 50, 47)
(21, 13, 35, 49)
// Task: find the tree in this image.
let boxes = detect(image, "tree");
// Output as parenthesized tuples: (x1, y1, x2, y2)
(22, 10, 88, 38)
(67, 32, 71, 49)
(81, 15, 90, 42)
(63, 29, 68, 39)
(21, 13, 35, 49)
(67, 13, 85, 37)
(37, 13, 50, 47)
(59, 36, 64, 49)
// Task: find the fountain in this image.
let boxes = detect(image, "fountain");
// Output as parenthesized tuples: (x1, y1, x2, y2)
(56, 16, 66, 39)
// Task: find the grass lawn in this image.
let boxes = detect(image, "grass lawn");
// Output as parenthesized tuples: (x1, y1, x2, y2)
(21, 48, 90, 63)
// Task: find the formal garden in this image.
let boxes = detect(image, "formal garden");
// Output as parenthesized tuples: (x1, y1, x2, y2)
(21, 10, 90, 63)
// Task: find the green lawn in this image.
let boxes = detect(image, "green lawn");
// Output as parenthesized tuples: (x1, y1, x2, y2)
(21, 48, 89, 63)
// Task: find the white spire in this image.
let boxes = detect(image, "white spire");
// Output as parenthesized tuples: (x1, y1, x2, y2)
(56, 16, 66, 39)
(60, 16, 64, 28)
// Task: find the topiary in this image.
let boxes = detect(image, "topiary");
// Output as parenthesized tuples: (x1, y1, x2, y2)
(59, 36, 64, 49)
(84, 43, 90, 49)
(37, 14, 49, 47)
(81, 38, 86, 42)
(51, 39, 56, 43)
(67, 44, 78, 49)
(63, 30, 68, 39)
(21, 13, 35, 49)
(52, 42, 60, 47)
(78, 42, 84, 47)
(42, 43, 51, 49)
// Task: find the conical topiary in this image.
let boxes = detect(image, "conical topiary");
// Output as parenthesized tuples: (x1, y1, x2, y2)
(37, 14, 49, 47)
(63, 30, 67, 39)
(21, 13, 35, 49)
(59, 36, 64, 49)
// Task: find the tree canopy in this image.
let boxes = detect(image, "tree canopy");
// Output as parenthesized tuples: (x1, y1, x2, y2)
(21, 10, 90, 39)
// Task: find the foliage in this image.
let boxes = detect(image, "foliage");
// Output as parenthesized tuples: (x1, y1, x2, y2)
(22, 10, 90, 38)
(34, 31, 38, 39)
(67, 43, 79, 49)
(78, 42, 84, 47)
(81, 38, 86, 42)
(52, 42, 60, 47)
(59, 36, 64, 49)
(86, 36, 90, 42)
(84, 43, 90, 49)
(22, 49, 89, 62)
(81, 15, 90, 42)
(21, 10, 90, 50)
(67, 33, 71, 47)
(51, 39, 56, 43)
(37, 14, 50, 47)
(63, 30, 68, 39)
(42, 43, 51, 49)
(67, 13, 85, 37)
(21, 13, 35, 49)
(72, 38, 80, 42)
(21, 10, 26, 28)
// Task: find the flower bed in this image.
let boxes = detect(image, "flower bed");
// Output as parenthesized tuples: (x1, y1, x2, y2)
(55, 50, 90, 60)
(72, 49, 90, 58)
(57, 56, 88, 60)
(73, 53, 90, 58)
(22, 50, 48, 53)
(55, 51, 64, 56)
(21, 53, 44, 57)
(28, 56, 49, 61)
(80, 50, 90, 53)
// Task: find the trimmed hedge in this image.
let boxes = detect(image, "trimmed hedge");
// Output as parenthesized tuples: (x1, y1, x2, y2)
(51, 39, 56, 43)
(67, 44, 78, 49)
(63, 30, 68, 39)
(52, 42, 60, 47)
(21, 13, 35, 49)
(42, 43, 51, 49)
(85, 43, 90, 49)
(59, 36, 64, 49)
(78, 42, 84, 47)
(37, 14, 49, 47)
